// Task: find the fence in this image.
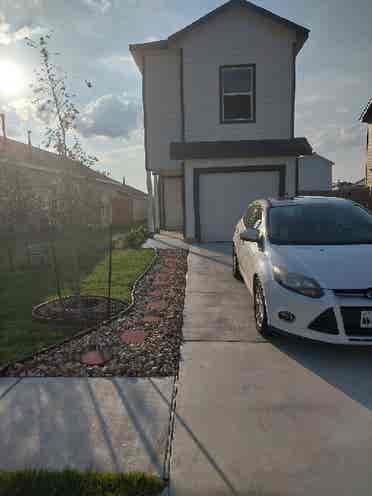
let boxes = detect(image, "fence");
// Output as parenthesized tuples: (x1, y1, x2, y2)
(299, 187, 372, 211)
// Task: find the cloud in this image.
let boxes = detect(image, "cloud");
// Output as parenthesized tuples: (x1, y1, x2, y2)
(101, 54, 137, 73)
(0, 13, 41, 45)
(81, 0, 111, 14)
(309, 122, 364, 151)
(78, 94, 142, 139)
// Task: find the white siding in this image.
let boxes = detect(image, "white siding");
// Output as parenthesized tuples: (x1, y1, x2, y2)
(178, 5, 296, 142)
(299, 155, 333, 191)
(163, 176, 183, 230)
(184, 156, 296, 240)
(144, 50, 183, 173)
(367, 125, 372, 187)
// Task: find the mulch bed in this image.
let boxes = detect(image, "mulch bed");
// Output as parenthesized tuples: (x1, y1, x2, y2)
(1, 249, 188, 378)
(32, 295, 129, 326)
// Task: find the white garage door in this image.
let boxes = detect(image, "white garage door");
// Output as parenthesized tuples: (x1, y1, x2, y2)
(198, 170, 280, 242)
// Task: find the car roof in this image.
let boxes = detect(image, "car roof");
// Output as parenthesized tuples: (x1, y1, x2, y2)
(264, 196, 353, 208)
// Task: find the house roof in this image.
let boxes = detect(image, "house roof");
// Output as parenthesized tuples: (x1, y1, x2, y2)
(299, 152, 334, 165)
(360, 99, 372, 123)
(0, 137, 147, 199)
(129, 0, 310, 71)
(170, 138, 312, 160)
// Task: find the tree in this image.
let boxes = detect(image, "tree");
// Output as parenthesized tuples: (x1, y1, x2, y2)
(25, 32, 97, 168)
(26, 32, 104, 311)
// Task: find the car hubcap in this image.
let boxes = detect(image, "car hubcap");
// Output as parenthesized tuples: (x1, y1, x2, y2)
(255, 284, 264, 328)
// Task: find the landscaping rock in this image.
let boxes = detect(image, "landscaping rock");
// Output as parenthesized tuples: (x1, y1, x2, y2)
(2, 249, 188, 378)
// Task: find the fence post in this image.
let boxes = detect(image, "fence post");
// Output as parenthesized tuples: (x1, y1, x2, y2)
(50, 225, 64, 310)
(107, 223, 113, 319)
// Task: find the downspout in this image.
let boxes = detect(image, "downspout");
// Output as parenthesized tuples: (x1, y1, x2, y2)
(142, 53, 155, 234)
(146, 170, 155, 233)
(154, 174, 160, 232)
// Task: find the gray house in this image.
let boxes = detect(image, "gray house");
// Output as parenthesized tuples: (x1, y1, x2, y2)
(130, 0, 313, 242)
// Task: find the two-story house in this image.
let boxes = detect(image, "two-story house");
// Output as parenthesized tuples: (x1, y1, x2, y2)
(130, 0, 313, 242)
(360, 99, 372, 187)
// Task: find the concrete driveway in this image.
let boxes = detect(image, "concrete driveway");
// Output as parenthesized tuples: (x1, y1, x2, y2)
(170, 241, 372, 495)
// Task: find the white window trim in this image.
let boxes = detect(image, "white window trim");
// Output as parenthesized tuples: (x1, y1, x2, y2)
(220, 65, 256, 123)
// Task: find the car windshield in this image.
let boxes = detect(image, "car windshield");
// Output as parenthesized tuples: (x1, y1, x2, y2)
(268, 202, 372, 245)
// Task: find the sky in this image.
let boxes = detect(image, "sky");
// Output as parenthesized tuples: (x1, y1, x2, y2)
(0, 0, 371, 192)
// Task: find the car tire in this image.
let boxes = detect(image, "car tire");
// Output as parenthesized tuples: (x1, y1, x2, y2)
(254, 278, 273, 338)
(232, 245, 243, 281)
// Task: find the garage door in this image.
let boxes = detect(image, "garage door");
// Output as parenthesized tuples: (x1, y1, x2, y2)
(198, 169, 281, 242)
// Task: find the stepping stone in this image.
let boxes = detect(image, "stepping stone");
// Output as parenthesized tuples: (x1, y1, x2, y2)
(143, 315, 162, 324)
(121, 330, 146, 345)
(153, 281, 168, 288)
(147, 301, 168, 313)
(165, 262, 177, 269)
(80, 350, 111, 366)
(148, 290, 163, 298)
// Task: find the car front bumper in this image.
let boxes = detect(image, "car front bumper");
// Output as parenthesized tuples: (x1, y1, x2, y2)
(265, 280, 372, 345)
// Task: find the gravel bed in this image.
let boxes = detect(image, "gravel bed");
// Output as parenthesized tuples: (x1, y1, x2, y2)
(2, 249, 188, 378)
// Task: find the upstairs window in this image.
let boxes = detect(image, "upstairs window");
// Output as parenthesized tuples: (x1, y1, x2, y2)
(220, 65, 255, 123)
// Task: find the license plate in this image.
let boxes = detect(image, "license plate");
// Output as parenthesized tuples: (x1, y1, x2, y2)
(360, 311, 372, 328)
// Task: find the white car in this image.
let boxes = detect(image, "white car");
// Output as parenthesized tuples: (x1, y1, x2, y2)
(232, 196, 372, 344)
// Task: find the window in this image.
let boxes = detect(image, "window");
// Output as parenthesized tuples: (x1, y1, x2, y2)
(220, 65, 255, 123)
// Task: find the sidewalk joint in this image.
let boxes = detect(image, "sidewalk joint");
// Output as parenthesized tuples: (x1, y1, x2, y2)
(0, 378, 22, 401)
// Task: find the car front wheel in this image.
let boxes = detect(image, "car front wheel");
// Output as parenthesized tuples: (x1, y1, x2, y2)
(254, 278, 273, 337)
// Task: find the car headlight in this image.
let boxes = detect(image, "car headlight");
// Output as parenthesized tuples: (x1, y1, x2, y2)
(272, 265, 324, 298)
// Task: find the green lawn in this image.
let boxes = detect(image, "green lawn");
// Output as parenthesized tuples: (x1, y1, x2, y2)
(0, 248, 155, 366)
(0, 469, 165, 496)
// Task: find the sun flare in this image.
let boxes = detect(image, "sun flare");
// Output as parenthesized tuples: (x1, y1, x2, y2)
(0, 60, 25, 96)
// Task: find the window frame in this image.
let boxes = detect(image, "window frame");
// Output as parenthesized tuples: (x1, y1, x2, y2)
(219, 64, 256, 124)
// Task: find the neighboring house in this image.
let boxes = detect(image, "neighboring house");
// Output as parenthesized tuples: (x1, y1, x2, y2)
(0, 129, 147, 229)
(360, 99, 372, 187)
(130, 0, 313, 242)
(298, 153, 333, 192)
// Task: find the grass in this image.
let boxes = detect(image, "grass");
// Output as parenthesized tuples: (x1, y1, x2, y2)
(0, 248, 155, 366)
(0, 469, 165, 496)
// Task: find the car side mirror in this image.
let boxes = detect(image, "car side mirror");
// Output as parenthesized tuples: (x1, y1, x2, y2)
(240, 227, 259, 243)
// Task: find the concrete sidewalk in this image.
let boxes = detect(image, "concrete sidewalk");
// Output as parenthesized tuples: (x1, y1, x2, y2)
(0, 377, 173, 475)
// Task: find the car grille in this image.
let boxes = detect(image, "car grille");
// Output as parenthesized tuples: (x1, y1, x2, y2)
(308, 308, 339, 334)
(341, 307, 372, 336)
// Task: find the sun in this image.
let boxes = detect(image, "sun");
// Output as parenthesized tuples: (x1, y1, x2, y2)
(0, 60, 25, 96)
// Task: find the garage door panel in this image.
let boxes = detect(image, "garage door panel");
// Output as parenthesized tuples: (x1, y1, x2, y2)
(199, 170, 280, 242)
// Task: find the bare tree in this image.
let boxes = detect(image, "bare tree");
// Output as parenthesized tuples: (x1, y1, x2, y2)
(26, 32, 105, 311)
(26, 32, 97, 167)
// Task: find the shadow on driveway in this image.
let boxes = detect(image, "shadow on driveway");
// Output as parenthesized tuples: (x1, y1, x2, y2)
(271, 333, 372, 410)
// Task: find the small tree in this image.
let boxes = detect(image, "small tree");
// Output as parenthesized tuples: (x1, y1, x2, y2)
(26, 32, 104, 310)
(25, 33, 97, 167)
